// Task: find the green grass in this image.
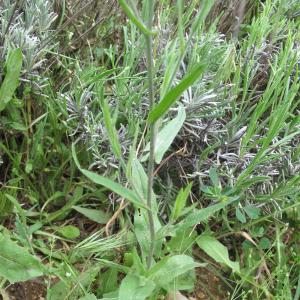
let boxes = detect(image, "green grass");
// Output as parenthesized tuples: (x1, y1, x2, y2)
(0, 0, 300, 299)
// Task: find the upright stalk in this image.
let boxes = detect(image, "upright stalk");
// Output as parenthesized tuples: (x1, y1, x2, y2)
(145, 0, 156, 269)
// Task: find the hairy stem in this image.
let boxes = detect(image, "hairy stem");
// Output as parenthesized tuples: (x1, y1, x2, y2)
(145, 0, 156, 269)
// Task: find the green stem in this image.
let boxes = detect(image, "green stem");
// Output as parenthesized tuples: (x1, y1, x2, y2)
(145, 0, 156, 269)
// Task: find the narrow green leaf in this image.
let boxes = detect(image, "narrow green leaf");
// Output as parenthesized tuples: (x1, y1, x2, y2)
(171, 182, 192, 221)
(72, 144, 148, 210)
(101, 94, 122, 160)
(196, 235, 240, 273)
(177, 0, 185, 54)
(131, 159, 162, 258)
(293, 274, 300, 300)
(0, 48, 23, 112)
(131, 158, 149, 201)
(0, 233, 44, 282)
(235, 207, 246, 223)
(119, 0, 156, 36)
(190, 0, 215, 35)
(73, 206, 109, 224)
(148, 64, 206, 123)
(181, 197, 238, 229)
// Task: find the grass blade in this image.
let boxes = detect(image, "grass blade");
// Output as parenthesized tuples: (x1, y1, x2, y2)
(100, 91, 123, 161)
(148, 64, 206, 123)
(119, 0, 156, 36)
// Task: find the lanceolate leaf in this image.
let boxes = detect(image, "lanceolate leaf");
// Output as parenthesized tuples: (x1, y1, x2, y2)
(171, 182, 192, 221)
(145, 105, 186, 164)
(72, 144, 148, 210)
(181, 197, 238, 229)
(196, 235, 240, 273)
(0, 233, 44, 282)
(0, 48, 23, 112)
(131, 158, 149, 202)
(101, 95, 122, 160)
(148, 64, 206, 123)
(131, 159, 162, 259)
(73, 206, 109, 224)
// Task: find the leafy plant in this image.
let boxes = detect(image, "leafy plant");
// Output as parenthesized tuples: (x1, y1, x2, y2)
(0, 233, 44, 283)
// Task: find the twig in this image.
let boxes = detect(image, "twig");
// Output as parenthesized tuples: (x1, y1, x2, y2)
(153, 144, 186, 176)
(105, 198, 128, 236)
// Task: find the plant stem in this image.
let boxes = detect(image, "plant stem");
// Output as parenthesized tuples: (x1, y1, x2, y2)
(145, 0, 156, 269)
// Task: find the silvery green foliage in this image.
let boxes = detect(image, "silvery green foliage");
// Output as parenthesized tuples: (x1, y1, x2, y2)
(0, 0, 57, 74)
(61, 89, 130, 174)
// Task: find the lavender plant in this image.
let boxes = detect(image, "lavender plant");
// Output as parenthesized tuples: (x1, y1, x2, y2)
(0, 0, 57, 75)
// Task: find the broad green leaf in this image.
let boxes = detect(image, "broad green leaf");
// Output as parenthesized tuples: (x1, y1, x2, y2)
(134, 210, 151, 262)
(196, 235, 240, 273)
(118, 274, 155, 300)
(72, 144, 148, 210)
(0, 233, 44, 282)
(148, 255, 199, 288)
(244, 205, 260, 219)
(145, 105, 186, 164)
(259, 237, 271, 250)
(148, 64, 206, 123)
(171, 182, 192, 221)
(55, 225, 80, 239)
(0, 48, 23, 112)
(73, 206, 109, 224)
